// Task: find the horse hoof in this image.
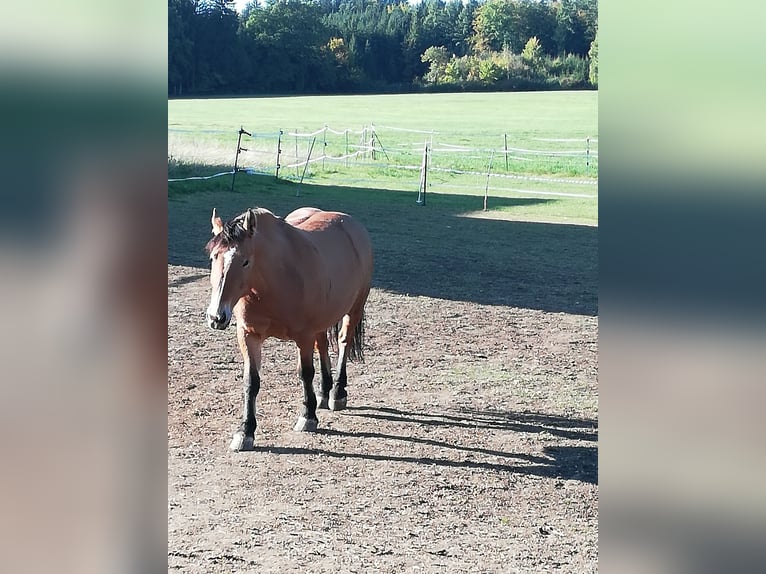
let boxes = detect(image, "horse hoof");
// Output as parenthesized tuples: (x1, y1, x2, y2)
(294, 416, 318, 432)
(328, 396, 347, 411)
(229, 431, 254, 452)
(317, 396, 329, 410)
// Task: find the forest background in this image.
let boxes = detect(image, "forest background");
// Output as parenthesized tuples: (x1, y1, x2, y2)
(168, 0, 598, 96)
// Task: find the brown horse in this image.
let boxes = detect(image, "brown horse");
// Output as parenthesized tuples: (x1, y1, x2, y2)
(205, 207, 373, 451)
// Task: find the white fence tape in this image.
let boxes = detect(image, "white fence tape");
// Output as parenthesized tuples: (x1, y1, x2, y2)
(286, 127, 326, 138)
(286, 125, 367, 138)
(168, 170, 233, 183)
(532, 137, 595, 143)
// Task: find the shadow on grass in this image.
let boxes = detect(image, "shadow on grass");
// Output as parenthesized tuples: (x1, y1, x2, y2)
(169, 171, 596, 315)
(256, 406, 597, 484)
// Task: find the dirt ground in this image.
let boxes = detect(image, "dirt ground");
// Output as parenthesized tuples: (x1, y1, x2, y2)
(168, 259, 598, 572)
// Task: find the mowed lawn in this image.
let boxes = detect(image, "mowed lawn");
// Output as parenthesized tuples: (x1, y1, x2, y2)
(168, 91, 597, 137)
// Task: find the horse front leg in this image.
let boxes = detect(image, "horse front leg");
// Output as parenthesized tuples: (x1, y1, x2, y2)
(230, 327, 262, 451)
(294, 339, 319, 432)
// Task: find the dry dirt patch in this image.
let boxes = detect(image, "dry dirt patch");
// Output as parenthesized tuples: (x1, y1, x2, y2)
(168, 262, 597, 573)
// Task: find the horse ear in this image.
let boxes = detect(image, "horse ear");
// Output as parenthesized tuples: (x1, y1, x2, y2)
(211, 208, 223, 236)
(242, 209, 256, 236)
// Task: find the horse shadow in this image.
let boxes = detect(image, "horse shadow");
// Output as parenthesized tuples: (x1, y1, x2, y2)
(168, 173, 597, 315)
(258, 405, 598, 485)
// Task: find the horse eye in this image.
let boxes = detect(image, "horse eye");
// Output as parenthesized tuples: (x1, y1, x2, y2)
(243, 260, 249, 267)
(212, 253, 219, 260)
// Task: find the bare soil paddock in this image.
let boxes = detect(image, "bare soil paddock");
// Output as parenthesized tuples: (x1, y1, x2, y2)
(168, 181, 597, 572)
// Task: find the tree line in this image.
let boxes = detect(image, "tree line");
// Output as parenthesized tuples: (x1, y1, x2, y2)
(169, 0, 598, 97)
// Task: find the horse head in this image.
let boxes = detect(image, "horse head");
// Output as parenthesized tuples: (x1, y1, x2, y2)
(205, 208, 258, 330)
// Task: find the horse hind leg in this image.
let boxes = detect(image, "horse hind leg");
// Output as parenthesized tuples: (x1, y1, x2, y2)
(330, 307, 364, 411)
(314, 331, 333, 410)
(294, 339, 320, 432)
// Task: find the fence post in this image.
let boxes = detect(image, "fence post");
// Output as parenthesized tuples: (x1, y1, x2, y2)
(275, 130, 283, 180)
(416, 140, 428, 206)
(345, 130, 349, 168)
(322, 125, 327, 171)
(298, 136, 316, 190)
(295, 129, 299, 178)
(370, 127, 376, 161)
(372, 129, 390, 162)
(586, 137, 590, 175)
(230, 126, 251, 192)
(504, 133, 509, 172)
(484, 150, 495, 212)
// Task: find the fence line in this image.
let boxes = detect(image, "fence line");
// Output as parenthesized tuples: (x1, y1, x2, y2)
(267, 126, 598, 158)
(284, 150, 367, 170)
(169, 124, 598, 190)
(287, 126, 367, 138)
(286, 127, 325, 138)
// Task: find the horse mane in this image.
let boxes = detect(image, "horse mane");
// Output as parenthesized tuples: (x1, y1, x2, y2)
(205, 208, 273, 253)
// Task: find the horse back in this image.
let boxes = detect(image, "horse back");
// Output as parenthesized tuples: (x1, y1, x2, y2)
(289, 209, 373, 294)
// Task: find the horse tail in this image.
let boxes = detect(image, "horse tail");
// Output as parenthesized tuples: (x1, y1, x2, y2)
(348, 309, 365, 362)
(328, 308, 366, 362)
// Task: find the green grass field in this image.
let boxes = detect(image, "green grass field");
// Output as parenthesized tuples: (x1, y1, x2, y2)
(169, 91, 596, 135)
(168, 91, 597, 225)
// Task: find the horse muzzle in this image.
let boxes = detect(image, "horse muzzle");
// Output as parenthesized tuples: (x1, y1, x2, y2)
(207, 311, 231, 330)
